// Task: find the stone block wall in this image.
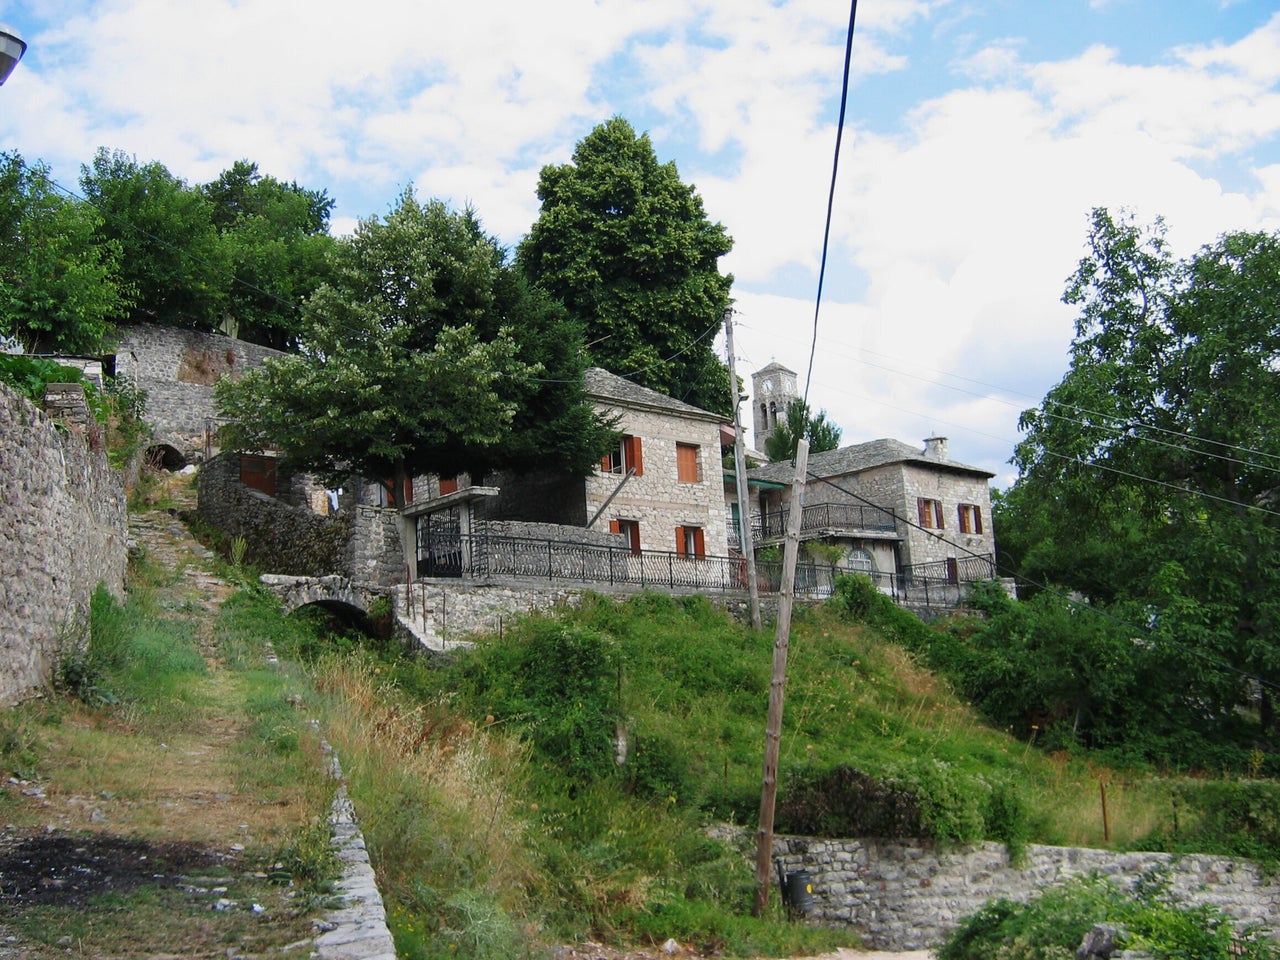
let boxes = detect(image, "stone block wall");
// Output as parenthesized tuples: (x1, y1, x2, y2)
(198, 453, 351, 577)
(772, 835, 1280, 951)
(0, 383, 127, 705)
(198, 454, 408, 582)
(585, 407, 729, 556)
(112, 324, 285, 460)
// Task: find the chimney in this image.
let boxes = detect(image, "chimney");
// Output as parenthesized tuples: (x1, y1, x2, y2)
(923, 436, 948, 460)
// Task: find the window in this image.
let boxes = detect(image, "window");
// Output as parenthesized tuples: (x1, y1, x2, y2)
(675, 525, 706, 559)
(609, 518, 642, 554)
(917, 497, 944, 529)
(439, 474, 459, 495)
(676, 442, 700, 483)
(847, 549, 875, 574)
(601, 435, 644, 477)
(958, 503, 984, 534)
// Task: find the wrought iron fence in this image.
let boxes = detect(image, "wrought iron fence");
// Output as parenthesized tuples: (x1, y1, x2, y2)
(416, 525, 997, 607)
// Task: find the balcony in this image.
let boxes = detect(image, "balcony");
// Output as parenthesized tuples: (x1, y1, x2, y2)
(749, 501, 898, 543)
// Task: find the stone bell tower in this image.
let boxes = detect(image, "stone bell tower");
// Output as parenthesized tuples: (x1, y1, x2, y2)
(751, 362, 799, 453)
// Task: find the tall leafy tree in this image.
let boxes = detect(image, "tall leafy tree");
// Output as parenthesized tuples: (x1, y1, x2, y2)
(764, 397, 842, 461)
(216, 189, 611, 505)
(80, 148, 230, 330)
(1007, 208, 1280, 737)
(0, 153, 129, 353)
(517, 117, 734, 415)
(201, 160, 337, 349)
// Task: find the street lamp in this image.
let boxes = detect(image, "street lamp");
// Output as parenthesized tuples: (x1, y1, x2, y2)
(0, 24, 26, 86)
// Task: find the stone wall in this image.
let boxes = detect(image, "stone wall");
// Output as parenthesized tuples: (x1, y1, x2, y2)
(198, 453, 351, 577)
(113, 323, 285, 461)
(0, 383, 127, 705)
(585, 407, 729, 556)
(198, 453, 407, 582)
(772, 835, 1280, 951)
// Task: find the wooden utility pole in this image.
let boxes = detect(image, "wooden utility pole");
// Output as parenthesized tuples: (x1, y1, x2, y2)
(724, 308, 761, 630)
(753, 438, 809, 915)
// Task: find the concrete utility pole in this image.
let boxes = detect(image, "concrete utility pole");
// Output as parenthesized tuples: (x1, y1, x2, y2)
(753, 438, 808, 915)
(723, 308, 761, 630)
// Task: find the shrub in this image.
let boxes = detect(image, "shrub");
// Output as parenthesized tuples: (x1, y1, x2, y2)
(938, 873, 1280, 960)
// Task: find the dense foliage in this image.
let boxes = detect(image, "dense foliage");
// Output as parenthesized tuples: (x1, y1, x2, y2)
(518, 117, 735, 415)
(0, 153, 128, 353)
(216, 190, 613, 503)
(763, 397, 842, 461)
(996, 208, 1280, 758)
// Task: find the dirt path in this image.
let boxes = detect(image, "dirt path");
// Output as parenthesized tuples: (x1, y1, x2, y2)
(0, 474, 324, 958)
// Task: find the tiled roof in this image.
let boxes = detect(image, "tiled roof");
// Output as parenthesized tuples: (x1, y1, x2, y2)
(747, 438, 994, 483)
(583, 367, 723, 422)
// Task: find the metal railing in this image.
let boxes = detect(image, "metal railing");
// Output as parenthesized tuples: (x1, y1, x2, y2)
(416, 527, 996, 607)
(753, 502, 898, 541)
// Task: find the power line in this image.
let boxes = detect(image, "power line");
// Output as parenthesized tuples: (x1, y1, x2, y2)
(803, 0, 858, 407)
(810, 469, 1279, 691)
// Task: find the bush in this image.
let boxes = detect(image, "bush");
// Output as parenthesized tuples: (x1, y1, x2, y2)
(776, 762, 1028, 852)
(938, 873, 1280, 960)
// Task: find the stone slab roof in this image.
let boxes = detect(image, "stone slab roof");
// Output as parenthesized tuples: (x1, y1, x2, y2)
(584, 367, 724, 423)
(748, 438, 995, 483)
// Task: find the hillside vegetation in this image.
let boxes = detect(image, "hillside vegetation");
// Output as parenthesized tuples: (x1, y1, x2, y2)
(258, 576, 1280, 958)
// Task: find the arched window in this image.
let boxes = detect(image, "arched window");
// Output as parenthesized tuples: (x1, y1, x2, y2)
(847, 549, 874, 573)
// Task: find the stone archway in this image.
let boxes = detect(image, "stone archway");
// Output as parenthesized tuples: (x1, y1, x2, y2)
(143, 443, 187, 471)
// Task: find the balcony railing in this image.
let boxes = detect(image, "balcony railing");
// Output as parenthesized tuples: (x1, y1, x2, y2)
(750, 502, 899, 542)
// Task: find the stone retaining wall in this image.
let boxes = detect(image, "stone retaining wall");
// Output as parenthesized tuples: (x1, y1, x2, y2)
(773, 835, 1280, 951)
(113, 323, 285, 460)
(0, 383, 127, 704)
(198, 453, 352, 577)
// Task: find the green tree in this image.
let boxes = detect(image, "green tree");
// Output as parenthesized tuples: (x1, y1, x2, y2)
(517, 117, 734, 415)
(764, 397, 842, 461)
(201, 160, 337, 350)
(1008, 208, 1280, 740)
(216, 189, 611, 505)
(80, 148, 230, 330)
(0, 153, 129, 353)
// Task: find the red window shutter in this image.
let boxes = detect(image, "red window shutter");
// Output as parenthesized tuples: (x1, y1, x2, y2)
(629, 522, 641, 554)
(675, 526, 687, 557)
(439, 475, 458, 495)
(601, 452, 612, 473)
(934, 501, 944, 529)
(404, 475, 414, 504)
(958, 506, 968, 534)
(974, 506, 983, 534)
(917, 498, 929, 527)
(627, 436, 644, 476)
(694, 528, 705, 558)
(609, 519, 621, 534)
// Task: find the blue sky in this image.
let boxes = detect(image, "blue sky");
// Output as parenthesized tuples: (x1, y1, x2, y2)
(2, 0, 1279, 484)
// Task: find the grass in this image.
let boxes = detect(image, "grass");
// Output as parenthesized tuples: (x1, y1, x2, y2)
(14, 473, 1276, 958)
(0, 496, 339, 958)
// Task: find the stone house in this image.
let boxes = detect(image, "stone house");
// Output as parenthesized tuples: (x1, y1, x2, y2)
(743, 362, 997, 586)
(413, 366, 731, 569)
(746, 436, 997, 584)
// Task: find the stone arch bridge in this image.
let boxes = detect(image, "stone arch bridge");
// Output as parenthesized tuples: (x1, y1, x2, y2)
(258, 574, 448, 652)
(259, 574, 389, 621)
